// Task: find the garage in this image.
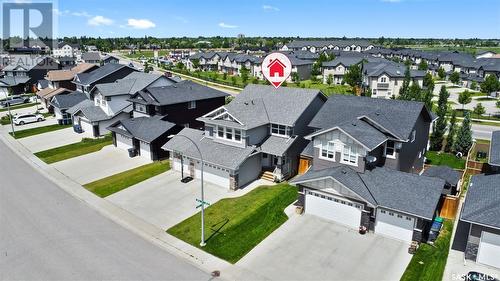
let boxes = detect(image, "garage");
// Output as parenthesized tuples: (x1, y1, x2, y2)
(172, 158, 231, 188)
(139, 140, 151, 159)
(116, 134, 133, 150)
(304, 189, 362, 229)
(477, 231, 500, 269)
(375, 208, 415, 243)
(79, 118, 94, 138)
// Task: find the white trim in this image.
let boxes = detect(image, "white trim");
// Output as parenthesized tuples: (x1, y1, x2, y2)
(384, 140, 397, 159)
(306, 126, 372, 151)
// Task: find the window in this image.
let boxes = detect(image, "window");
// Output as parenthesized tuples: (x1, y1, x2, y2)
(385, 140, 396, 158)
(410, 130, 416, 142)
(135, 103, 146, 113)
(234, 129, 241, 141)
(216, 126, 242, 143)
(320, 141, 335, 161)
(372, 89, 377, 96)
(397, 214, 403, 218)
(188, 101, 196, 109)
(271, 124, 290, 137)
(380, 77, 387, 83)
(225, 128, 232, 139)
(217, 126, 224, 137)
(389, 212, 394, 216)
(341, 144, 358, 165)
(406, 216, 412, 221)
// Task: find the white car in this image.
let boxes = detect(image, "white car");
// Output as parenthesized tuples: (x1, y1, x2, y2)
(13, 113, 45, 125)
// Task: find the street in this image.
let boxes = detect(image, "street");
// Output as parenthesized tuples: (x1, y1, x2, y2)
(0, 142, 210, 280)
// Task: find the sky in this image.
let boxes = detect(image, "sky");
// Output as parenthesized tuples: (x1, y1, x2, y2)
(6, 0, 500, 38)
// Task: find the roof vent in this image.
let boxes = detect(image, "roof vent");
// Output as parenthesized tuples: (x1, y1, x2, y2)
(396, 70, 401, 74)
(244, 102, 248, 105)
(365, 155, 377, 163)
(341, 169, 347, 174)
(375, 111, 381, 116)
(352, 122, 357, 126)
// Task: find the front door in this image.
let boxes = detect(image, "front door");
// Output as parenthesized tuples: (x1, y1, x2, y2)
(92, 125, 99, 137)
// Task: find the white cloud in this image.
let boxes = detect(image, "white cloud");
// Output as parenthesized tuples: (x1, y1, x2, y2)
(127, 18, 156, 29)
(72, 11, 91, 17)
(88, 15, 113, 26)
(262, 5, 280, 11)
(218, 22, 238, 28)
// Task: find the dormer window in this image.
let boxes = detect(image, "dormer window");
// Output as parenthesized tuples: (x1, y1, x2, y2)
(320, 141, 335, 161)
(380, 77, 387, 83)
(271, 124, 290, 137)
(384, 140, 396, 159)
(341, 143, 358, 165)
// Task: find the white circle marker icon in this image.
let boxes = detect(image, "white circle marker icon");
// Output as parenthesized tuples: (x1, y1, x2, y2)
(261, 52, 292, 89)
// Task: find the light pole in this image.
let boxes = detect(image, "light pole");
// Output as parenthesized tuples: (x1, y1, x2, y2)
(169, 134, 206, 247)
(3, 90, 15, 137)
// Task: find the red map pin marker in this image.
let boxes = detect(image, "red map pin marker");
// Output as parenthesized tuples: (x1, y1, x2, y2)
(261, 52, 292, 89)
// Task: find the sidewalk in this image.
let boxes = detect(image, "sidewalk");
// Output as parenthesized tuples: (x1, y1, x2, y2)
(0, 127, 266, 280)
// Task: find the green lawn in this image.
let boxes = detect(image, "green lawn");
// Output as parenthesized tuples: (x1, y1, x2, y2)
(10, 124, 72, 139)
(34, 135, 113, 164)
(469, 92, 488, 97)
(400, 220, 453, 281)
(84, 161, 170, 197)
(123, 50, 169, 59)
(0, 102, 40, 112)
(167, 183, 297, 263)
(425, 151, 466, 169)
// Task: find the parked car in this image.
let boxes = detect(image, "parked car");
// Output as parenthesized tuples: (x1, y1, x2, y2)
(13, 113, 45, 125)
(1, 95, 30, 107)
(464, 271, 498, 281)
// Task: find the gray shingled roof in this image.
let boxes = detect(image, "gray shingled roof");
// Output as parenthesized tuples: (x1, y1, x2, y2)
(309, 95, 432, 141)
(131, 80, 228, 106)
(67, 99, 130, 122)
(94, 72, 166, 97)
(422, 166, 461, 187)
(260, 135, 298, 156)
(489, 130, 500, 166)
(337, 119, 388, 150)
(107, 116, 177, 143)
(49, 91, 87, 110)
(0, 76, 30, 86)
(75, 63, 132, 86)
(322, 56, 364, 68)
(363, 61, 426, 78)
(81, 52, 101, 61)
(461, 174, 500, 229)
(300, 141, 314, 158)
(285, 40, 374, 49)
(292, 166, 444, 220)
(162, 128, 256, 170)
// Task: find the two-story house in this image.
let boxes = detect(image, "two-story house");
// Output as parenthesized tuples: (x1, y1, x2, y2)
(52, 42, 80, 58)
(162, 84, 326, 190)
(67, 72, 172, 138)
(81, 52, 101, 65)
(291, 95, 444, 244)
(72, 63, 136, 98)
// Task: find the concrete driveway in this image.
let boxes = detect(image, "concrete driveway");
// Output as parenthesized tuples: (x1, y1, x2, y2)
(235, 215, 412, 281)
(52, 145, 151, 184)
(18, 127, 83, 153)
(106, 170, 269, 229)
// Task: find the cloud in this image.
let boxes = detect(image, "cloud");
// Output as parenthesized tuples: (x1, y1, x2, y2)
(72, 11, 91, 17)
(262, 5, 280, 11)
(127, 18, 156, 29)
(218, 22, 238, 28)
(88, 15, 113, 26)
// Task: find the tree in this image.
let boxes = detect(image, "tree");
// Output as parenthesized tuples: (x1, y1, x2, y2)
(438, 67, 446, 80)
(398, 67, 412, 100)
(326, 74, 333, 86)
(449, 71, 460, 84)
(453, 112, 473, 155)
(470, 81, 478, 90)
(430, 86, 449, 151)
(480, 74, 500, 94)
(473, 103, 486, 116)
(291, 72, 300, 85)
(230, 75, 237, 85)
(418, 60, 428, 70)
(445, 111, 457, 152)
(191, 58, 200, 70)
(421, 89, 433, 110)
(222, 72, 227, 81)
(408, 82, 422, 101)
(458, 90, 472, 110)
(423, 72, 435, 92)
(240, 66, 249, 84)
(175, 61, 184, 70)
(343, 64, 362, 88)
(497, 99, 500, 108)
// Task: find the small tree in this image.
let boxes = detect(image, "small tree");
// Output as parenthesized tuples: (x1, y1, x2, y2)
(343, 64, 362, 89)
(291, 72, 300, 85)
(231, 75, 237, 86)
(176, 61, 184, 70)
(251, 76, 259, 84)
(421, 89, 434, 110)
(240, 66, 249, 84)
(481, 74, 500, 94)
(453, 112, 473, 155)
(445, 111, 457, 152)
(458, 90, 472, 110)
(326, 74, 333, 86)
(398, 67, 412, 100)
(423, 72, 435, 92)
(470, 81, 478, 90)
(473, 103, 486, 117)
(191, 58, 200, 70)
(438, 67, 446, 80)
(449, 71, 460, 84)
(222, 72, 228, 80)
(430, 86, 449, 151)
(418, 60, 428, 70)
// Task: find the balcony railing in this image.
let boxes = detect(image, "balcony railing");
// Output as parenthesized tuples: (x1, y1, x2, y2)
(377, 83, 389, 89)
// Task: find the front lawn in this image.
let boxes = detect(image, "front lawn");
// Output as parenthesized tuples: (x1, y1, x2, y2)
(400, 220, 453, 281)
(84, 160, 170, 197)
(167, 183, 297, 263)
(34, 135, 113, 164)
(10, 124, 72, 139)
(425, 151, 466, 170)
(0, 102, 40, 112)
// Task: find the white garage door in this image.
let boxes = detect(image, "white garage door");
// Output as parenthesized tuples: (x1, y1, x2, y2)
(116, 134, 133, 150)
(477, 231, 500, 269)
(139, 141, 151, 159)
(375, 208, 415, 243)
(304, 189, 362, 229)
(79, 118, 94, 138)
(194, 165, 230, 188)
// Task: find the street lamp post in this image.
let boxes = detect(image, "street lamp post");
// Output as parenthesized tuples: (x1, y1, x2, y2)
(169, 134, 206, 247)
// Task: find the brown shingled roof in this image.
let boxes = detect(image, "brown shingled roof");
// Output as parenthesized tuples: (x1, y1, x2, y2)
(45, 63, 97, 82)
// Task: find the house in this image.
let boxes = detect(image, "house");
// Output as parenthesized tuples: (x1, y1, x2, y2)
(128, 80, 228, 128)
(57, 56, 76, 68)
(102, 54, 120, 65)
(68, 72, 174, 138)
(49, 91, 87, 125)
(290, 95, 443, 243)
(322, 56, 365, 84)
(107, 115, 182, 161)
(45, 63, 98, 91)
(281, 40, 376, 53)
(86, 45, 98, 52)
(52, 42, 80, 58)
(35, 87, 73, 111)
(81, 52, 101, 64)
(489, 130, 500, 173)
(476, 50, 497, 59)
(460, 173, 500, 269)
(0, 55, 61, 94)
(72, 63, 136, 97)
(162, 85, 326, 190)
(422, 165, 461, 195)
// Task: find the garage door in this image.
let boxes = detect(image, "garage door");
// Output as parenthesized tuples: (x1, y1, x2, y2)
(194, 164, 230, 188)
(477, 231, 500, 269)
(139, 141, 151, 159)
(79, 118, 94, 138)
(375, 208, 415, 243)
(304, 189, 362, 229)
(116, 134, 133, 150)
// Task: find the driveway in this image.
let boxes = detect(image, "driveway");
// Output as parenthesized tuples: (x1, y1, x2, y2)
(234, 215, 412, 281)
(18, 126, 83, 153)
(52, 145, 151, 184)
(107, 170, 269, 229)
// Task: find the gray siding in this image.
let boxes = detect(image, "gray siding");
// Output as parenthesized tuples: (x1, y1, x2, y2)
(247, 125, 269, 146)
(238, 153, 261, 187)
(293, 95, 325, 136)
(398, 109, 429, 173)
(312, 148, 366, 173)
(465, 223, 500, 262)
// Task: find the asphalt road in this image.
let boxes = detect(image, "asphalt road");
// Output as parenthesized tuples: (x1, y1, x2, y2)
(0, 142, 210, 280)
